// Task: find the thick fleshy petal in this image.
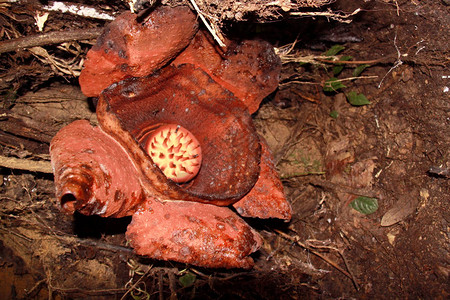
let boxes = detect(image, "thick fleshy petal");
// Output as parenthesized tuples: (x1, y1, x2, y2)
(50, 120, 145, 217)
(126, 200, 262, 269)
(79, 6, 198, 97)
(172, 30, 281, 114)
(233, 137, 292, 220)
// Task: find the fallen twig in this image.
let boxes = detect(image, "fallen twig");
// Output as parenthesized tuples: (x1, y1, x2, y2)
(315, 56, 393, 65)
(24, 279, 47, 298)
(121, 267, 153, 300)
(0, 28, 102, 54)
(280, 171, 326, 179)
(275, 229, 359, 289)
(290, 8, 361, 24)
(0, 155, 52, 173)
(189, 0, 226, 47)
(43, 1, 116, 20)
(308, 178, 378, 198)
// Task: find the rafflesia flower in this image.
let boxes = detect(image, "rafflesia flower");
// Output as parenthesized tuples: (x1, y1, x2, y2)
(50, 6, 291, 269)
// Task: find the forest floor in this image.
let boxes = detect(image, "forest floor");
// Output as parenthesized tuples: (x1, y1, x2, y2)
(0, 0, 449, 299)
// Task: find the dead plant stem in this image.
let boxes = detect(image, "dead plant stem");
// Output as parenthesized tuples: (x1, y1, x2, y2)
(0, 155, 52, 173)
(378, 30, 403, 88)
(290, 8, 361, 24)
(331, 75, 379, 82)
(189, 0, 226, 47)
(158, 270, 164, 300)
(316, 56, 393, 65)
(0, 28, 102, 54)
(308, 178, 378, 198)
(121, 267, 153, 300)
(275, 229, 359, 288)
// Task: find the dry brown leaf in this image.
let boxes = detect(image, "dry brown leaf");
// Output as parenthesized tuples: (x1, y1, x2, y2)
(381, 194, 419, 227)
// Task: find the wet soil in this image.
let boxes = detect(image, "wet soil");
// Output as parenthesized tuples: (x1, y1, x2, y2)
(0, 0, 449, 299)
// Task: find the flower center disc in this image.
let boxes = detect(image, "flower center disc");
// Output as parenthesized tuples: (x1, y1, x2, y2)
(145, 124, 202, 183)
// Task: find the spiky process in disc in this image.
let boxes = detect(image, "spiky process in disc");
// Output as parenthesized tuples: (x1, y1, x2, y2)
(145, 124, 201, 183)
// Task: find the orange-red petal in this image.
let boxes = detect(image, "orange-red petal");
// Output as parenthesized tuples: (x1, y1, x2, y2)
(126, 199, 262, 269)
(233, 137, 292, 220)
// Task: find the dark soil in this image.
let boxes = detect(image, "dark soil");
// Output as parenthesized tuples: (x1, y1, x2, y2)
(1, 0, 449, 299)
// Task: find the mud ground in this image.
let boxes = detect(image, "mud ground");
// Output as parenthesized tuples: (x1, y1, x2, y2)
(0, 0, 449, 299)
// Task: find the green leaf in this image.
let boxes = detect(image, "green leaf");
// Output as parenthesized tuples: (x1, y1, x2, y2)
(340, 55, 353, 61)
(333, 65, 344, 75)
(339, 55, 353, 61)
(346, 91, 371, 106)
(325, 45, 345, 56)
(332, 55, 353, 75)
(350, 196, 379, 215)
(323, 77, 347, 92)
(330, 110, 339, 119)
(179, 272, 196, 287)
(353, 64, 370, 77)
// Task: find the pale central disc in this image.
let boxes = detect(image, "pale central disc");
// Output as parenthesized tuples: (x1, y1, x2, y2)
(145, 124, 202, 183)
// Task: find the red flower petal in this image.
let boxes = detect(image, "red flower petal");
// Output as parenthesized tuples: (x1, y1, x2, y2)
(79, 6, 198, 97)
(50, 120, 145, 217)
(126, 199, 262, 269)
(233, 137, 292, 220)
(172, 30, 281, 114)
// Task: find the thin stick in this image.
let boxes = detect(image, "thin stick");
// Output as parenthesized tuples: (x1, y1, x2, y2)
(293, 90, 320, 103)
(120, 267, 152, 300)
(378, 30, 403, 88)
(280, 81, 322, 87)
(24, 279, 47, 298)
(337, 247, 360, 290)
(316, 56, 393, 65)
(290, 8, 361, 24)
(43, 1, 115, 20)
(275, 230, 355, 283)
(0, 155, 53, 173)
(0, 28, 103, 54)
(308, 178, 378, 198)
(280, 75, 377, 88)
(189, 0, 226, 47)
(329, 75, 378, 82)
(280, 171, 326, 179)
(158, 270, 164, 300)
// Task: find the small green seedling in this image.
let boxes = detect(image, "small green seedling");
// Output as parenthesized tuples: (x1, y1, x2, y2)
(324, 77, 347, 92)
(179, 272, 196, 287)
(350, 196, 379, 215)
(346, 91, 371, 106)
(321, 45, 372, 107)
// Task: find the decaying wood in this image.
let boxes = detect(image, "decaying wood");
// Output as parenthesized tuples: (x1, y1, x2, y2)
(0, 155, 52, 173)
(1, 115, 54, 143)
(42, 1, 116, 20)
(0, 131, 49, 155)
